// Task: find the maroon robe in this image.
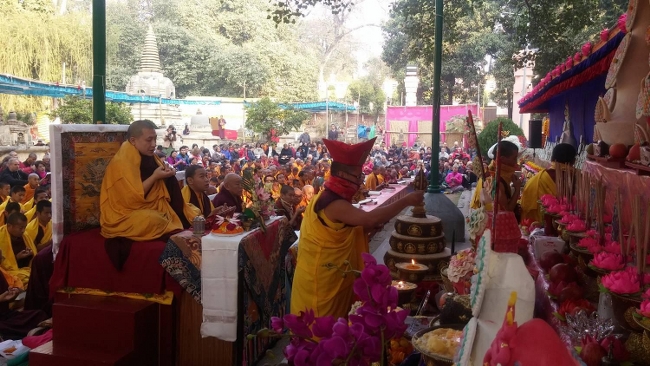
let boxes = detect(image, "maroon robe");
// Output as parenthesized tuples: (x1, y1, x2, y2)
(211, 189, 243, 213)
(0, 269, 48, 339)
(24, 245, 54, 316)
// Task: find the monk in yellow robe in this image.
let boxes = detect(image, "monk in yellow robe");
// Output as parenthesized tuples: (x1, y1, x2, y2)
(291, 138, 424, 319)
(25, 200, 51, 252)
(100, 120, 195, 270)
(0, 187, 25, 227)
(24, 188, 48, 222)
(0, 182, 9, 205)
(181, 165, 214, 218)
(0, 212, 37, 287)
(520, 143, 577, 223)
(364, 166, 385, 190)
(21, 174, 40, 205)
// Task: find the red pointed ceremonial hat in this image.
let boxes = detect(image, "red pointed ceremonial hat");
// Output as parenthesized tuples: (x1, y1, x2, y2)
(323, 137, 376, 167)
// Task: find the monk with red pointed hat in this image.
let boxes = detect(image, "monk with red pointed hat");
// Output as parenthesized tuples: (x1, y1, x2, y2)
(291, 137, 424, 319)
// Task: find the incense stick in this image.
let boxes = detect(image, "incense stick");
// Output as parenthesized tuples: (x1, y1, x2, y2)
(634, 196, 642, 273)
(637, 203, 650, 274)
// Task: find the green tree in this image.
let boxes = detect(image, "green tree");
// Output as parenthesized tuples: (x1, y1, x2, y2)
(477, 117, 525, 158)
(51, 96, 133, 124)
(497, 0, 627, 80)
(244, 98, 310, 140)
(106, 102, 135, 125)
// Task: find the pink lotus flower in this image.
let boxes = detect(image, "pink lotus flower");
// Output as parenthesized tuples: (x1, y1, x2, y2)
(600, 28, 610, 42)
(642, 288, 650, 300)
(560, 214, 579, 224)
(567, 220, 587, 232)
(574, 52, 582, 63)
(602, 268, 641, 294)
(618, 13, 627, 33)
(547, 204, 567, 214)
(541, 194, 558, 207)
(591, 252, 625, 271)
(603, 241, 621, 254)
(578, 237, 601, 254)
(586, 229, 598, 238)
(582, 42, 592, 57)
(639, 300, 650, 318)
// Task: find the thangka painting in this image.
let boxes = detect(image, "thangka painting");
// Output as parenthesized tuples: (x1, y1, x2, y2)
(60, 131, 126, 234)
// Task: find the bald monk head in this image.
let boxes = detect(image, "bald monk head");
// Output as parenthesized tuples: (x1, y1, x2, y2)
(27, 173, 39, 189)
(127, 120, 159, 157)
(222, 173, 243, 196)
(302, 185, 314, 202)
(185, 165, 209, 193)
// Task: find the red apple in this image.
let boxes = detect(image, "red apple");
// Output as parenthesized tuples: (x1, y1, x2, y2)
(627, 143, 641, 161)
(608, 143, 627, 159)
(540, 251, 564, 272)
(580, 338, 607, 366)
(558, 282, 584, 303)
(549, 263, 577, 284)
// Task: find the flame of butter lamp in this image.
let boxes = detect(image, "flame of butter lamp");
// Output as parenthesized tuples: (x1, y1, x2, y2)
(396, 259, 429, 283)
(392, 280, 418, 306)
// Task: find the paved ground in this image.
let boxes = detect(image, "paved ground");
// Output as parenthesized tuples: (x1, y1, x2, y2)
(256, 190, 474, 365)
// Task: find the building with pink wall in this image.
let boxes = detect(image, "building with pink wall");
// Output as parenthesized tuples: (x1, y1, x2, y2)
(385, 104, 479, 147)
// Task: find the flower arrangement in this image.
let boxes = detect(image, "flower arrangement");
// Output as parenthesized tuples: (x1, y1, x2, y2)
(257, 253, 409, 366)
(241, 168, 276, 231)
(600, 267, 646, 295)
(590, 252, 625, 271)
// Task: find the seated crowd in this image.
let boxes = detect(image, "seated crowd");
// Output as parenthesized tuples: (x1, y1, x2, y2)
(0, 151, 53, 340)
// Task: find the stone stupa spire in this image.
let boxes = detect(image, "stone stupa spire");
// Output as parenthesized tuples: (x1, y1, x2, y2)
(139, 25, 162, 73)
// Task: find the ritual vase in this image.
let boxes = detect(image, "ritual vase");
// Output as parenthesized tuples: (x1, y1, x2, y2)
(487, 211, 521, 253)
(610, 292, 643, 332)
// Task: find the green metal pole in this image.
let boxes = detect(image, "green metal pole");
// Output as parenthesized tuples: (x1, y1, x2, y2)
(427, 0, 443, 193)
(92, 0, 106, 124)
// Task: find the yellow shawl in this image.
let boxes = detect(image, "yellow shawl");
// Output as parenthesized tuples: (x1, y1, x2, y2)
(25, 218, 52, 249)
(0, 225, 37, 287)
(100, 142, 184, 240)
(24, 206, 36, 222)
(365, 173, 381, 190)
(291, 191, 368, 319)
(181, 185, 214, 218)
(520, 170, 556, 223)
(22, 197, 34, 212)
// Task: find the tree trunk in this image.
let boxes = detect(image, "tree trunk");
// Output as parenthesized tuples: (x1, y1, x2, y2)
(507, 89, 513, 120)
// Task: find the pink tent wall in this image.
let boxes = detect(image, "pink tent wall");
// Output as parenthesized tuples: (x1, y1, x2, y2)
(385, 104, 478, 147)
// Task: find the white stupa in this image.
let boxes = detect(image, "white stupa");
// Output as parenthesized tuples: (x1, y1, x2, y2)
(126, 25, 183, 126)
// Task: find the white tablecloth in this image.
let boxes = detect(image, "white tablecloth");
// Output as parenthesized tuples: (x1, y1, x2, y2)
(200, 217, 282, 341)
